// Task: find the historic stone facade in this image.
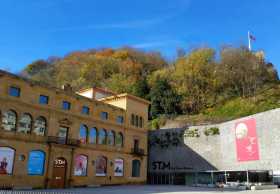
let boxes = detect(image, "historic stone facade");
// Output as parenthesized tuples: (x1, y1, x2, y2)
(0, 70, 149, 189)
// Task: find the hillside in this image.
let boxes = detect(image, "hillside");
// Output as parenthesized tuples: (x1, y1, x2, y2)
(21, 47, 167, 97)
(20, 46, 279, 129)
(158, 84, 280, 129)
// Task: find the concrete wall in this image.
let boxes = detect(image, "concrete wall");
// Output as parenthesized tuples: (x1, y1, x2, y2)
(149, 108, 280, 175)
(149, 128, 218, 173)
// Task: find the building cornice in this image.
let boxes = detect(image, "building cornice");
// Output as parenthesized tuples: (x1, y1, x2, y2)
(99, 93, 150, 105)
(0, 69, 125, 112)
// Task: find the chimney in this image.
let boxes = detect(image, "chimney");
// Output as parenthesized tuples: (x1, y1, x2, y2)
(61, 84, 72, 92)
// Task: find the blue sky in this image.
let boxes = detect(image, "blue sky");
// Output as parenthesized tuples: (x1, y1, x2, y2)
(1, 0, 280, 73)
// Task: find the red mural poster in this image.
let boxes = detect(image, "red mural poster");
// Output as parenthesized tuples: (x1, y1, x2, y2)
(235, 118, 260, 162)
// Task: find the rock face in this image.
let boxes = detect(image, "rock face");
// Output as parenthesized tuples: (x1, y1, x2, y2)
(149, 108, 280, 174)
(161, 120, 187, 129)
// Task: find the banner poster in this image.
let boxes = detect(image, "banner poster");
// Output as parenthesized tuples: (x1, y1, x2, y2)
(96, 156, 107, 176)
(114, 159, 124, 177)
(235, 118, 260, 162)
(0, 147, 15, 175)
(28, 151, 45, 175)
(74, 155, 88, 176)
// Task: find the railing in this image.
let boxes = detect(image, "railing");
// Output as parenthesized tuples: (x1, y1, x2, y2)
(0, 191, 75, 194)
(131, 147, 145, 156)
(47, 136, 80, 146)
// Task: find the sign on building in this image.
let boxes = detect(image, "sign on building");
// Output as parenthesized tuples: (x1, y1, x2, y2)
(235, 118, 260, 162)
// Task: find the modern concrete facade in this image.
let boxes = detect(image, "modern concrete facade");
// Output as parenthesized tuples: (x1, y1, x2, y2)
(148, 108, 280, 186)
(0, 70, 149, 189)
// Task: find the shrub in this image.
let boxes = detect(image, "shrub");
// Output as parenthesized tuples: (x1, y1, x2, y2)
(151, 118, 160, 130)
(184, 128, 200, 137)
(204, 127, 220, 136)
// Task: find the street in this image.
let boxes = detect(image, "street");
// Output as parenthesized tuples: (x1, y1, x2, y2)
(1, 185, 279, 194)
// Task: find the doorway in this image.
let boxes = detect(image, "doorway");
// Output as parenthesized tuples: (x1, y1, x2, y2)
(51, 157, 67, 188)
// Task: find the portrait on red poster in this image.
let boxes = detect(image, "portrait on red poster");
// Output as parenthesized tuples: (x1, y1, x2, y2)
(235, 118, 259, 162)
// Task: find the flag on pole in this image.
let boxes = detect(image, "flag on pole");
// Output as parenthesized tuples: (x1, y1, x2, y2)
(248, 31, 256, 51)
(249, 34, 256, 41)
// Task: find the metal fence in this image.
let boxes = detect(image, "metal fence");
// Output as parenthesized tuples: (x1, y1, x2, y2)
(0, 191, 75, 194)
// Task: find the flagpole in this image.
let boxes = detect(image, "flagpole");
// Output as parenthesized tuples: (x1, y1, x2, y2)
(248, 31, 251, 51)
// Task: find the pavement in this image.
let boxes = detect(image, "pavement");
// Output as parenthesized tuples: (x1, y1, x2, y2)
(1, 185, 280, 194)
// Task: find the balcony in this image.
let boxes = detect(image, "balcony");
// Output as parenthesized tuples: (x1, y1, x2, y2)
(131, 147, 145, 156)
(47, 136, 80, 146)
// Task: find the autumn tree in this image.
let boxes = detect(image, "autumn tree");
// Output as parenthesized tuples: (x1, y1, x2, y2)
(20, 45, 279, 120)
(218, 46, 278, 98)
(174, 47, 217, 113)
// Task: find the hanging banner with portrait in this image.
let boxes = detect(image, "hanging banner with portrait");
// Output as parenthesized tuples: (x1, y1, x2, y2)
(114, 158, 124, 177)
(96, 156, 107, 176)
(235, 118, 260, 162)
(0, 147, 15, 175)
(74, 155, 88, 176)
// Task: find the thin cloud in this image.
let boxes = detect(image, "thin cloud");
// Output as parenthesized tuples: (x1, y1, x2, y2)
(165, 0, 192, 12)
(49, 15, 174, 32)
(133, 42, 167, 49)
(132, 40, 182, 49)
(47, 0, 193, 32)
(94, 16, 173, 29)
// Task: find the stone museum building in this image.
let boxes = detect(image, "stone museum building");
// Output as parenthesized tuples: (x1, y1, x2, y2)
(0, 70, 149, 189)
(148, 109, 280, 188)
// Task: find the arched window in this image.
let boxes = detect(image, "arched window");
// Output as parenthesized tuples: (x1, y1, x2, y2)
(98, 129, 106, 145)
(0, 147, 15, 175)
(131, 114, 135, 126)
(96, 156, 107, 176)
(135, 115, 139, 127)
(2, 110, 17, 131)
(116, 132, 123, 147)
(33, 116, 46, 136)
(18, 113, 32, 133)
(27, 150, 45, 175)
(107, 130, 115, 146)
(89, 127, 97, 144)
(74, 154, 88, 176)
(79, 124, 88, 144)
(132, 159, 141, 177)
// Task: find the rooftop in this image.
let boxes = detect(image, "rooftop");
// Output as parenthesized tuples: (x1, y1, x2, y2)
(77, 86, 117, 96)
(99, 93, 150, 105)
(0, 69, 125, 111)
(0, 69, 150, 111)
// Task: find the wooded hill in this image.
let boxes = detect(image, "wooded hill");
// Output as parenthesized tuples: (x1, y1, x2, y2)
(21, 46, 279, 129)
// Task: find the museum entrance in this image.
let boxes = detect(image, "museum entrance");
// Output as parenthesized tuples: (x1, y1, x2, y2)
(51, 157, 67, 188)
(148, 173, 186, 185)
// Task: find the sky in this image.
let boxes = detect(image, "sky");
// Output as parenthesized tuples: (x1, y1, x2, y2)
(1, 0, 280, 73)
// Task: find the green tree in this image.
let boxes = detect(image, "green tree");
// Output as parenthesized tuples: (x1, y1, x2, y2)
(174, 47, 217, 113)
(149, 78, 181, 118)
(132, 78, 150, 99)
(106, 74, 134, 93)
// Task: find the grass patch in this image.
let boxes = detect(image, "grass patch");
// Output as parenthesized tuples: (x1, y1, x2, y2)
(174, 85, 280, 125)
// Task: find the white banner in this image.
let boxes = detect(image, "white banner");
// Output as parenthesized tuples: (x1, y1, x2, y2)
(0, 147, 15, 175)
(114, 159, 124, 177)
